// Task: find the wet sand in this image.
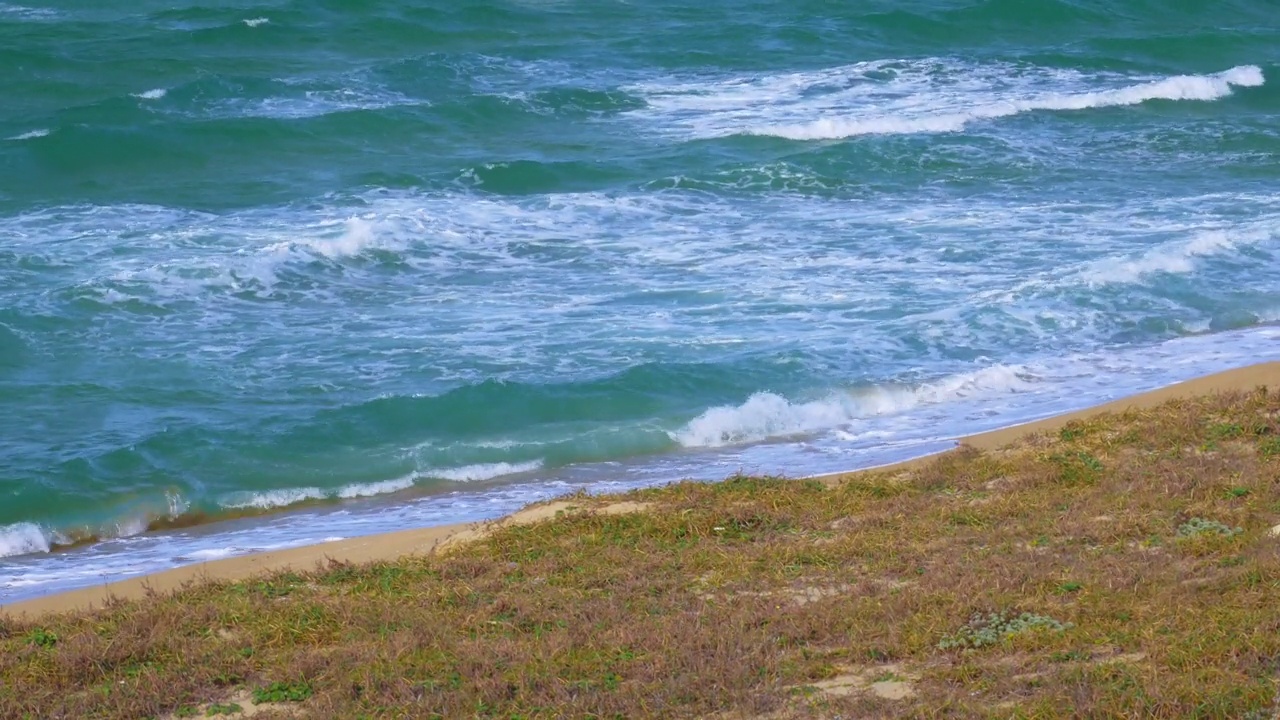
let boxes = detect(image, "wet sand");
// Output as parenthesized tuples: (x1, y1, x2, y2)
(6, 361, 1280, 619)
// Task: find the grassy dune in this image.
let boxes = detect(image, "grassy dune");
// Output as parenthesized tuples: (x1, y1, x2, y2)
(4, 388, 1280, 718)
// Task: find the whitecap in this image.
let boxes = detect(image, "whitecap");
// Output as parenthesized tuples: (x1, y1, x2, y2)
(7, 128, 49, 140)
(0, 3, 58, 20)
(309, 217, 382, 258)
(0, 522, 51, 558)
(429, 460, 545, 482)
(220, 487, 327, 510)
(754, 65, 1265, 140)
(243, 17, 269, 27)
(1083, 227, 1274, 285)
(336, 475, 416, 499)
(625, 60, 1265, 140)
(133, 88, 167, 100)
(672, 365, 1035, 448)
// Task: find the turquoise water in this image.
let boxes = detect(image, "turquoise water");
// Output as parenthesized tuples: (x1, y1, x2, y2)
(2, 0, 1280, 597)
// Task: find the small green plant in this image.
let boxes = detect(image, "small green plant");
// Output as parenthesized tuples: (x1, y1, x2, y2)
(1059, 424, 1085, 441)
(948, 510, 988, 528)
(205, 704, 242, 716)
(1208, 422, 1244, 441)
(938, 611, 1073, 650)
(1049, 450, 1104, 486)
(1057, 581, 1083, 593)
(174, 707, 198, 718)
(1050, 650, 1091, 662)
(1227, 487, 1250, 498)
(1259, 436, 1280, 458)
(602, 671, 622, 691)
(25, 629, 57, 649)
(1176, 518, 1243, 539)
(253, 681, 313, 703)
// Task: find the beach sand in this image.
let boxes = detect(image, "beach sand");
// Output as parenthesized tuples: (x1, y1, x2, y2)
(6, 361, 1280, 619)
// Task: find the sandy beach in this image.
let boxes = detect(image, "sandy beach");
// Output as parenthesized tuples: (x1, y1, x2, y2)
(6, 360, 1280, 620)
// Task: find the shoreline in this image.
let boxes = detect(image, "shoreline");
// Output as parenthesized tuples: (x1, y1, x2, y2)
(5, 360, 1280, 619)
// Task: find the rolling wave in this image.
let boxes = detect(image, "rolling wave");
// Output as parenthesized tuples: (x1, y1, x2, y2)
(627, 61, 1265, 140)
(756, 66, 1264, 140)
(672, 364, 1035, 448)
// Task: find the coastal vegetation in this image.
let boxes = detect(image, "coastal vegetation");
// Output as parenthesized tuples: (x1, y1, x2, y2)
(3, 388, 1280, 718)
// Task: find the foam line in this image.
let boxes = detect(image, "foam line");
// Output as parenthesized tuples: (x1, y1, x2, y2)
(753, 66, 1264, 140)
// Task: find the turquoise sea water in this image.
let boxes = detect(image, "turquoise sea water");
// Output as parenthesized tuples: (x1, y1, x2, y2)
(3, 0, 1280, 599)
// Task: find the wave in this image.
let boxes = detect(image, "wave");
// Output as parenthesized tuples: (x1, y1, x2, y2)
(0, 460, 545, 558)
(626, 60, 1265, 140)
(220, 474, 424, 509)
(0, 522, 55, 557)
(336, 476, 417, 499)
(263, 216, 394, 259)
(0, 3, 58, 21)
(672, 364, 1035, 448)
(757, 66, 1264, 140)
(7, 128, 49, 140)
(1082, 227, 1275, 285)
(10, 188, 1280, 356)
(112, 74, 429, 122)
(243, 17, 269, 28)
(426, 460, 544, 482)
(217, 459, 545, 512)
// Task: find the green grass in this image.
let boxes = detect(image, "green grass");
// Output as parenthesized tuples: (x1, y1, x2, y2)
(24, 628, 57, 649)
(252, 681, 312, 704)
(3, 388, 1280, 718)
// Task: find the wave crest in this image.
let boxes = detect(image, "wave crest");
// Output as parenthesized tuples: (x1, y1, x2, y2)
(672, 365, 1034, 448)
(755, 65, 1264, 140)
(0, 522, 53, 558)
(428, 460, 544, 482)
(627, 60, 1264, 140)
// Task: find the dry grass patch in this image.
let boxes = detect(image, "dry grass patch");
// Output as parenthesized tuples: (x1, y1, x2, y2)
(4, 390, 1280, 718)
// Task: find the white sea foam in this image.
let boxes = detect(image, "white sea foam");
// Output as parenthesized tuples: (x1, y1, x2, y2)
(626, 60, 1265, 140)
(218, 476, 418, 510)
(113, 516, 150, 538)
(0, 522, 51, 557)
(187, 547, 237, 561)
(755, 66, 1264, 140)
(221, 487, 327, 510)
(133, 88, 167, 100)
(309, 217, 383, 258)
(336, 475, 416, 499)
(207, 84, 422, 121)
(1084, 227, 1273, 285)
(430, 460, 544, 482)
(0, 3, 58, 20)
(673, 365, 1034, 448)
(7, 188, 1280, 399)
(7, 128, 49, 140)
(243, 17, 269, 27)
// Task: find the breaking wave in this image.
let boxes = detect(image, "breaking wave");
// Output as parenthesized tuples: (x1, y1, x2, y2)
(0, 522, 55, 558)
(673, 365, 1036, 448)
(755, 65, 1263, 140)
(627, 61, 1264, 140)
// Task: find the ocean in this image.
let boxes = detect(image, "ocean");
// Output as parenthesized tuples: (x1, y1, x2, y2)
(2, 0, 1279, 601)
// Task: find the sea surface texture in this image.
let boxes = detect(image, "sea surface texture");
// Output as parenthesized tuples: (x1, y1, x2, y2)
(3, 0, 1280, 599)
